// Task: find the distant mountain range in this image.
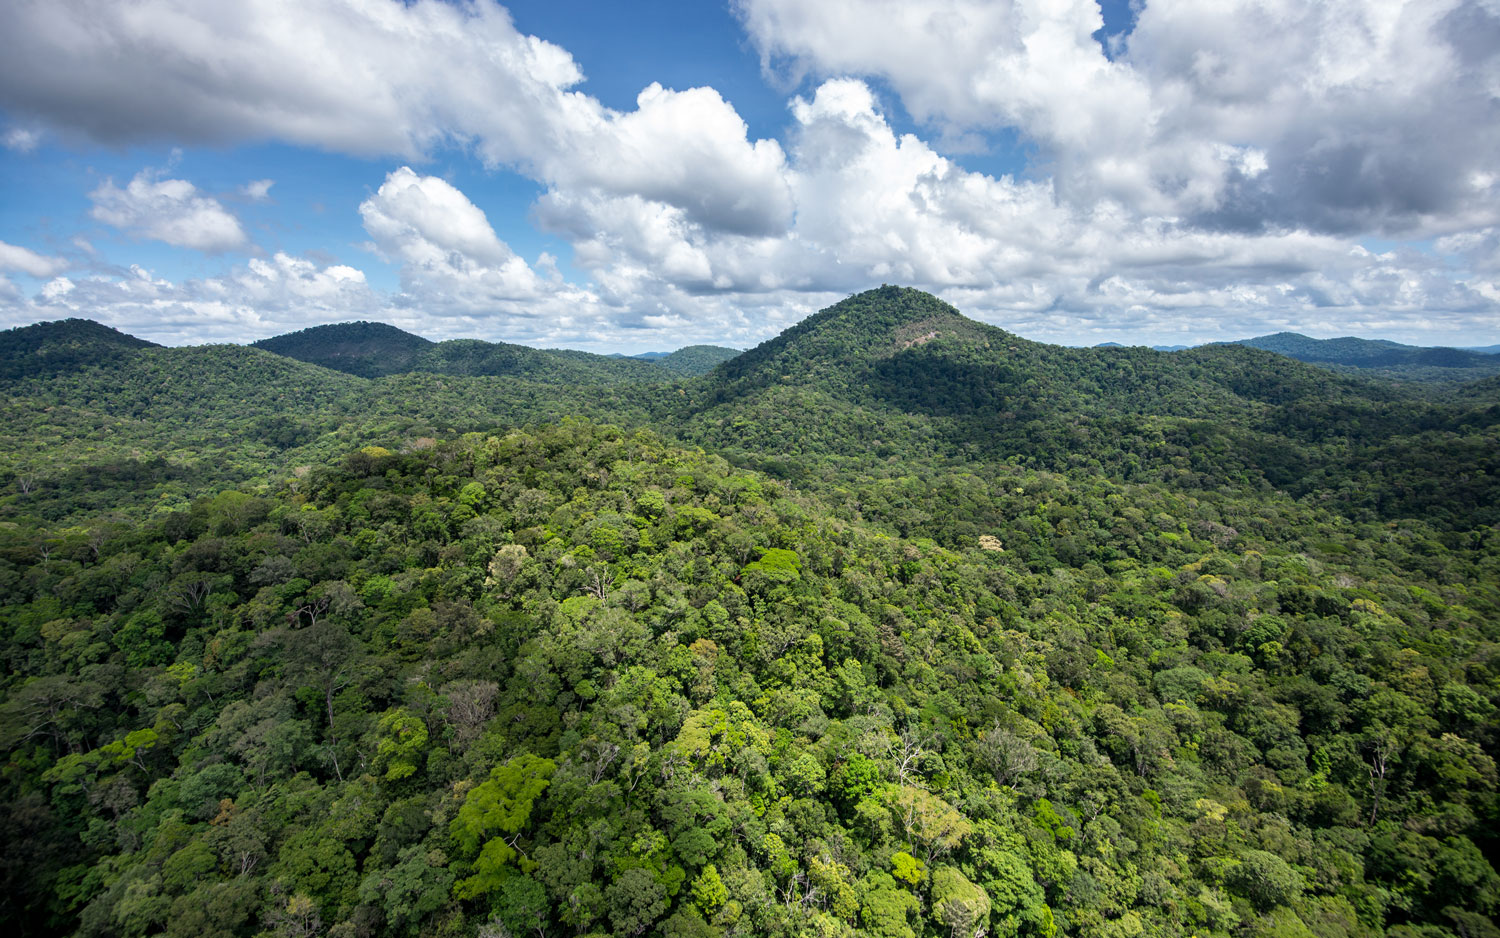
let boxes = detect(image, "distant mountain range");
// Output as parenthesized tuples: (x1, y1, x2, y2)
(1097, 332, 1500, 382)
(248, 321, 737, 379)
(4, 287, 1499, 533)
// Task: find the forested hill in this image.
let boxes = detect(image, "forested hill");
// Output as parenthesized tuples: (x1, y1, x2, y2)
(251, 322, 434, 378)
(1229, 333, 1500, 384)
(0, 319, 160, 381)
(655, 345, 741, 377)
(252, 323, 669, 384)
(4, 288, 1500, 534)
(683, 288, 1500, 529)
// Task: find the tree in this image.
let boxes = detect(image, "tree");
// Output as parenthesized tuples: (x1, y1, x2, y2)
(607, 868, 667, 937)
(892, 786, 973, 864)
(452, 754, 557, 899)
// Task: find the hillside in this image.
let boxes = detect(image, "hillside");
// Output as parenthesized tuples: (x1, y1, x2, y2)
(1, 422, 1496, 938)
(250, 321, 434, 378)
(1231, 332, 1500, 384)
(253, 322, 676, 384)
(654, 345, 741, 376)
(0, 318, 159, 382)
(5, 289, 1499, 535)
(683, 288, 1500, 528)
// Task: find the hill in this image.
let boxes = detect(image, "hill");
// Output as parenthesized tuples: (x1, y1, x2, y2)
(252, 322, 672, 384)
(685, 287, 1497, 528)
(653, 344, 740, 376)
(250, 321, 434, 377)
(4, 288, 1498, 535)
(0, 318, 159, 381)
(1231, 332, 1500, 383)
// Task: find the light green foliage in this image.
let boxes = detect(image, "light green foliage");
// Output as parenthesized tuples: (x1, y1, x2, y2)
(744, 548, 801, 579)
(890, 851, 925, 886)
(451, 753, 557, 898)
(691, 864, 728, 913)
(374, 708, 429, 781)
(931, 866, 991, 938)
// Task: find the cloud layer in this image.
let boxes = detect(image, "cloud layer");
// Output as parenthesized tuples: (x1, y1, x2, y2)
(1, 0, 1497, 348)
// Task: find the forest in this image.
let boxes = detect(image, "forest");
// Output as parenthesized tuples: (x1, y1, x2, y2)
(1, 286, 1496, 938)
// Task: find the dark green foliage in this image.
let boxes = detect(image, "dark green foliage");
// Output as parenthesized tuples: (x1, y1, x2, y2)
(0, 318, 159, 381)
(653, 345, 741, 377)
(252, 319, 675, 383)
(250, 321, 434, 377)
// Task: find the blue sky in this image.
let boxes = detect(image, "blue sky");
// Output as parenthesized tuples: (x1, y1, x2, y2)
(0, 0, 1497, 352)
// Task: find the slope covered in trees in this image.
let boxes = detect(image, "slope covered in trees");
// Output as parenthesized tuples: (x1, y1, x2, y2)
(1, 422, 1496, 938)
(0, 319, 160, 382)
(1, 287, 1499, 938)
(252, 323, 689, 384)
(1229, 333, 1500, 384)
(251, 323, 436, 379)
(654, 346, 741, 377)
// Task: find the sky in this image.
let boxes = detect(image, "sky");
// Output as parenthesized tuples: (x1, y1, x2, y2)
(0, 0, 1498, 353)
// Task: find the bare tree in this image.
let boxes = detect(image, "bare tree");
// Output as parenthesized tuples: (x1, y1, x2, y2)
(976, 724, 1039, 789)
(1366, 727, 1403, 825)
(895, 723, 931, 786)
(441, 680, 499, 751)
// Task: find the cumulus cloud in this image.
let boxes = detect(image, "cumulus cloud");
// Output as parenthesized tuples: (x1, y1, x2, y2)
(90, 170, 249, 252)
(0, 239, 67, 278)
(0, 0, 792, 240)
(359, 166, 551, 309)
(0, 253, 376, 345)
(539, 76, 1500, 346)
(736, 0, 1500, 237)
(243, 179, 274, 200)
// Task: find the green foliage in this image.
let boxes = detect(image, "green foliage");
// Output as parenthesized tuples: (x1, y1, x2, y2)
(1, 289, 1498, 938)
(374, 708, 429, 781)
(451, 753, 557, 898)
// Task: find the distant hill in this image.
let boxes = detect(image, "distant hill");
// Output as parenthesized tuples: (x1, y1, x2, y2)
(1230, 332, 1500, 383)
(0, 318, 159, 381)
(653, 345, 740, 376)
(251, 321, 433, 378)
(681, 286, 1500, 527)
(252, 322, 670, 384)
(1465, 344, 1500, 354)
(1096, 341, 1192, 351)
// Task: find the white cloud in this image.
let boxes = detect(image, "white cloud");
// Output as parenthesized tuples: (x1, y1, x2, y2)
(0, 254, 377, 345)
(736, 0, 1500, 237)
(0, 239, 67, 278)
(0, 0, 792, 241)
(3, 126, 40, 152)
(359, 166, 549, 308)
(243, 179, 274, 200)
(90, 170, 249, 252)
(537, 77, 1500, 346)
